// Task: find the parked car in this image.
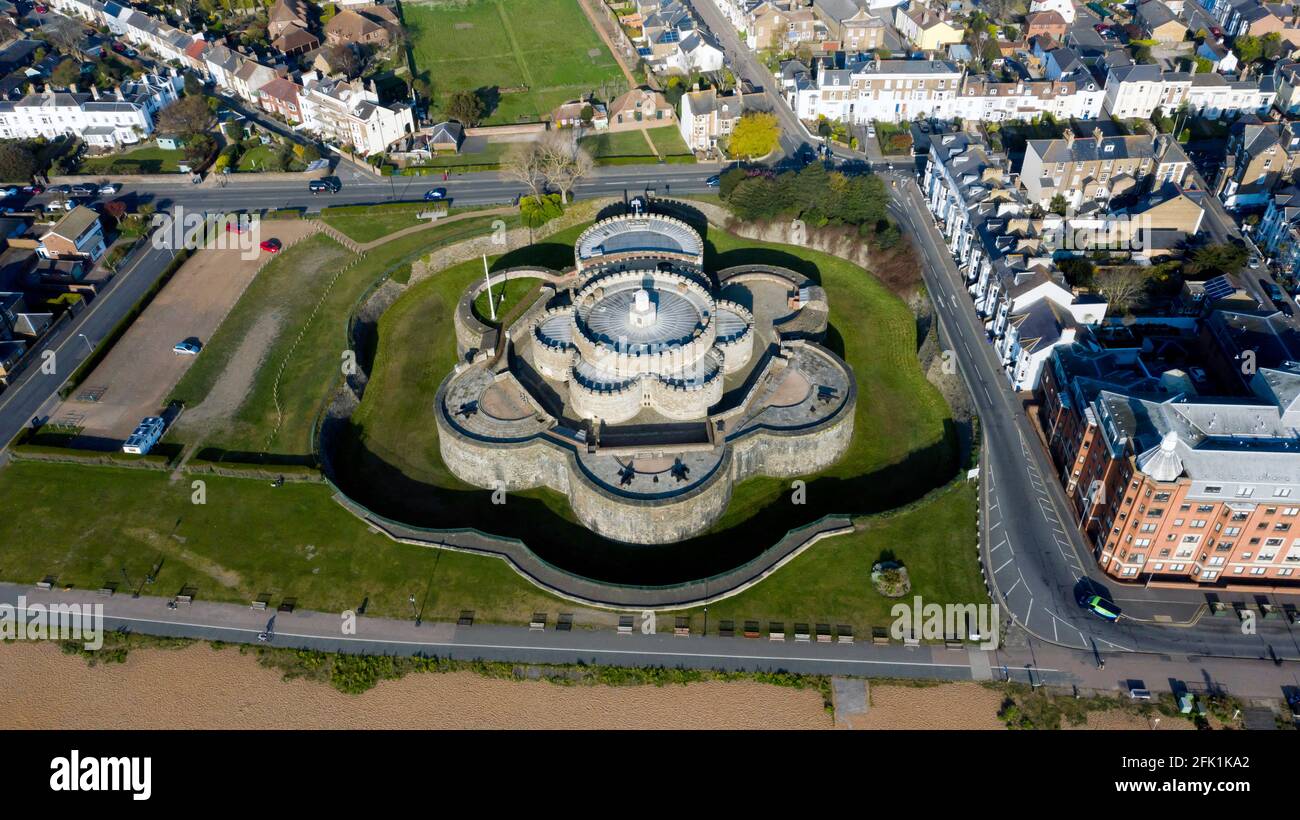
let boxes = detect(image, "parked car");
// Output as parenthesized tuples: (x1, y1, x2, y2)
(704, 174, 720, 187)
(172, 338, 202, 356)
(424, 187, 447, 201)
(111, 41, 126, 53)
(260, 238, 282, 253)
(124, 48, 137, 58)
(99, 183, 120, 195)
(866, 124, 876, 138)
(0, 187, 17, 198)
(49, 184, 70, 195)
(21, 185, 43, 194)
(34, 3, 48, 12)
(70, 184, 96, 197)
(1078, 593, 1121, 621)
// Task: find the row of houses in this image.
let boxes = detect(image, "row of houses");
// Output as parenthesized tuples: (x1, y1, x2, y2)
(46, 0, 413, 156)
(0, 72, 180, 148)
(629, 0, 727, 74)
(781, 44, 1286, 125)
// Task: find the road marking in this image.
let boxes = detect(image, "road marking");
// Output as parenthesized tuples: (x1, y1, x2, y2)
(994, 557, 1014, 573)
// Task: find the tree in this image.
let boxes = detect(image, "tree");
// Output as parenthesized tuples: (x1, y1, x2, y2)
(51, 60, 81, 89)
(322, 43, 361, 78)
(500, 141, 546, 200)
(1189, 242, 1249, 275)
(1233, 33, 1263, 65)
(157, 95, 214, 135)
(727, 111, 779, 160)
(0, 143, 37, 182)
(536, 130, 593, 205)
(445, 90, 486, 126)
(1096, 267, 1147, 313)
(182, 133, 215, 166)
(43, 16, 85, 55)
(1049, 193, 1069, 216)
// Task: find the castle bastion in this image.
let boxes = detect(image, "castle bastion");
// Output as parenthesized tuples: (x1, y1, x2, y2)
(435, 210, 856, 544)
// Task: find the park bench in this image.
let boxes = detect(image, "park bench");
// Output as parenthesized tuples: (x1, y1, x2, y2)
(556, 613, 573, 631)
(769, 621, 785, 641)
(458, 610, 475, 627)
(794, 623, 810, 642)
(872, 626, 890, 645)
(674, 616, 690, 637)
(718, 620, 735, 638)
(815, 623, 832, 643)
(837, 625, 853, 644)
(743, 620, 760, 638)
(529, 613, 547, 631)
(617, 615, 634, 635)
(35, 577, 55, 591)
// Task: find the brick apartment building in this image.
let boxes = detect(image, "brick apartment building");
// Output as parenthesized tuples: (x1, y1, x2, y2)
(1038, 340, 1300, 586)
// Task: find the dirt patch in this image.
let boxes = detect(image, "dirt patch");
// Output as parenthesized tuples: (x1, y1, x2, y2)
(53, 221, 316, 443)
(0, 642, 832, 730)
(176, 312, 282, 434)
(845, 682, 1007, 730)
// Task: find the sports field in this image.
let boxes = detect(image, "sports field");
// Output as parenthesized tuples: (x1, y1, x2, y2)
(405, 0, 628, 124)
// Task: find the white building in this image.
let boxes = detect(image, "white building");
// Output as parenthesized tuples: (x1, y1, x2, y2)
(792, 58, 962, 124)
(298, 72, 413, 156)
(1029, 0, 1077, 24)
(0, 73, 179, 148)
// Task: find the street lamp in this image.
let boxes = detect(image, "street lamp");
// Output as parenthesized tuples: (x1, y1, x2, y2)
(77, 333, 92, 353)
(408, 593, 420, 627)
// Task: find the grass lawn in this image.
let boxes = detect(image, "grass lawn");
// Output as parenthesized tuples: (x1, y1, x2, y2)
(333, 221, 958, 583)
(168, 233, 361, 458)
(0, 460, 579, 624)
(405, 0, 627, 125)
(402, 142, 510, 171)
(79, 144, 186, 174)
(320, 204, 509, 245)
(873, 120, 912, 155)
(235, 144, 304, 173)
(668, 482, 983, 636)
(647, 124, 691, 157)
(581, 128, 655, 159)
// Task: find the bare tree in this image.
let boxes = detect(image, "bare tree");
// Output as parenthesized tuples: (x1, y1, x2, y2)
(1096, 267, 1147, 314)
(43, 16, 85, 55)
(536, 130, 593, 205)
(500, 142, 546, 200)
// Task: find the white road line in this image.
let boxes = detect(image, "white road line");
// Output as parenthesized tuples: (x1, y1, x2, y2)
(995, 557, 1014, 573)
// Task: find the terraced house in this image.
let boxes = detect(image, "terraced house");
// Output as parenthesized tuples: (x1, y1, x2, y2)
(792, 57, 962, 123)
(1019, 130, 1191, 209)
(0, 73, 179, 148)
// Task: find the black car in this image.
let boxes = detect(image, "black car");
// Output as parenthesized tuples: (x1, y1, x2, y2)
(309, 177, 340, 194)
(424, 187, 447, 201)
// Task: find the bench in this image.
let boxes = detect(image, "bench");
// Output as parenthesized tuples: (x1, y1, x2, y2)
(529, 613, 547, 631)
(794, 623, 811, 642)
(769, 621, 786, 641)
(97, 586, 114, 597)
(35, 577, 54, 591)
(872, 626, 890, 645)
(458, 610, 475, 627)
(250, 599, 268, 611)
(743, 620, 761, 638)
(617, 615, 634, 635)
(1128, 688, 1152, 701)
(837, 625, 853, 644)
(277, 598, 296, 614)
(674, 616, 690, 637)
(815, 623, 832, 643)
(718, 620, 735, 638)
(945, 639, 964, 650)
(556, 613, 573, 632)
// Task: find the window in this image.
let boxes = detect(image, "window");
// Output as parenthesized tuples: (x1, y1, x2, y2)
(1277, 488, 1292, 497)
(1205, 486, 1222, 494)
(1238, 487, 1255, 497)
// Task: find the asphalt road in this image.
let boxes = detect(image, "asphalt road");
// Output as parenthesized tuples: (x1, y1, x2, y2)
(890, 171, 1300, 662)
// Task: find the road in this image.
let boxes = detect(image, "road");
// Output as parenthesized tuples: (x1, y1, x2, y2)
(690, 0, 817, 157)
(889, 170, 1300, 663)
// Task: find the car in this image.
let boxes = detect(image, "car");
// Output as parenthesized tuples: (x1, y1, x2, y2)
(1078, 593, 1121, 621)
(260, 238, 282, 253)
(424, 187, 447, 201)
(704, 174, 720, 187)
(99, 183, 119, 195)
(172, 339, 202, 356)
(34, 3, 47, 12)
(866, 125, 876, 138)
(21, 185, 43, 194)
(225, 220, 246, 234)
(1210, 26, 1223, 38)
(111, 41, 126, 53)
(1093, 22, 1107, 31)
(49, 184, 70, 195)
(70, 184, 96, 196)
(308, 178, 340, 194)
(0, 189, 11, 199)
(125, 48, 137, 58)
(918, 121, 931, 133)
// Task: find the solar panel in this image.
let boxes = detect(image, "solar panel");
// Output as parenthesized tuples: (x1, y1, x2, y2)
(1202, 275, 1235, 301)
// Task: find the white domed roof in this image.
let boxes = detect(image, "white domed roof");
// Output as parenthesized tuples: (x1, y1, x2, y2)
(1137, 431, 1184, 483)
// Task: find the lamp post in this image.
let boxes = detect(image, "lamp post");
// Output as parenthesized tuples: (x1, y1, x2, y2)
(408, 593, 420, 627)
(77, 333, 93, 353)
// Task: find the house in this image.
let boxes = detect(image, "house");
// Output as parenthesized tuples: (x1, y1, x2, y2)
(1024, 10, 1069, 40)
(894, 2, 964, 50)
(230, 59, 281, 104)
(272, 27, 319, 58)
(1020, 130, 1190, 209)
(607, 86, 674, 130)
(297, 71, 414, 156)
(1219, 119, 1300, 209)
(0, 73, 179, 148)
(792, 57, 963, 124)
(812, 0, 888, 51)
(257, 76, 303, 124)
(1029, 0, 1076, 24)
(267, 0, 310, 39)
(678, 88, 766, 153)
(38, 206, 106, 262)
(672, 29, 726, 73)
(427, 120, 463, 152)
(1135, 0, 1187, 44)
(1197, 37, 1238, 73)
(324, 7, 399, 48)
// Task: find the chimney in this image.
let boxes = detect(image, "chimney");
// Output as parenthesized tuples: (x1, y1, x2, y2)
(1094, 126, 1104, 144)
(90, 84, 98, 100)
(1063, 129, 1075, 148)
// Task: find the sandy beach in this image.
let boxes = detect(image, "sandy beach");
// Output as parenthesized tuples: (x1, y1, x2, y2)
(0, 642, 832, 730)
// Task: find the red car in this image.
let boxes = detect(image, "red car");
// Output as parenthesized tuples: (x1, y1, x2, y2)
(260, 238, 282, 253)
(1210, 25, 1223, 39)
(111, 41, 126, 53)
(34, 4, 48, 13)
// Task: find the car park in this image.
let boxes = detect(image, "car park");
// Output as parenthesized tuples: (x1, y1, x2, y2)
(260, 238, 282, 253)
(424, 188, 447, 200)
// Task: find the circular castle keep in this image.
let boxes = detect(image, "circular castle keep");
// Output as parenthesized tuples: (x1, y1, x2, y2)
(436, 211, 856, 544)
